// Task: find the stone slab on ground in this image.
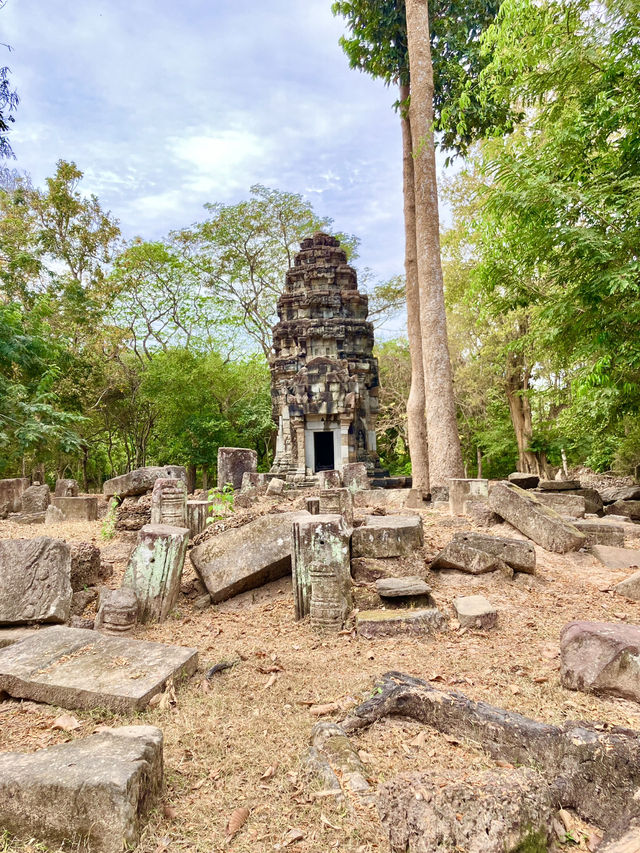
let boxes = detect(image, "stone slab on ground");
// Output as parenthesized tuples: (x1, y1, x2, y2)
(103, 465, 187, 498)
(572, 520, 625, 547)
(566, 487, 604, 514)
(51, 495, 98, 521)
(0, 725, 163, 853)
(600, 486, 640, 504)
(217, 446, 257, 491)
(453, 595, 497, 629)
(54, 478, 78, 497)
(352, 515, 423, 558)
(507, 472, 539, 489)
(561, 621, 640, 702)
(376, 577, 432, 598)
(356, 608, 447, 638)
(605, 500, 640, 520)
(22, 484, 50, 513)
(190, 511, 309, 603)
(615, 570, 640, 600)
(266, 477, 285, 496)
(0, 627, 47, 649)
(532, 491, 586, 518)
(0, 537, 72, 625)
(451, 531, 536, 573)
(0, 625, 198, 711)
(350, 557, 399, 583)
(431, 541, 512, 576)
(342, 462, 369, 491)
(592, 545, 640, 570)
(538, 479, 581, 491)
(488, 481, 586, 553)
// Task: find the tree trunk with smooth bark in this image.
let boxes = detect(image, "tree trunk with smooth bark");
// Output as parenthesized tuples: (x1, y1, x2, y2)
(405, 0, 464, 489)
(400, 83, 430, 494)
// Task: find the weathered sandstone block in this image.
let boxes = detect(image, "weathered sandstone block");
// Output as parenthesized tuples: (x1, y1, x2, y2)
(95, 588, 138, 634)
(592, 545, 640, 569)
(54, 478, 78, 497)
(342, 462, 369, 491)
(453, 595, 497, 629)
(488, 481, 586, 553)
(0, 726, 163, 853)
(123, 523, 189, 622)
(70, 542, 110, 591)
(21, 483, 50, 513)
(561, 621, 640, 702)
(150, 477, 187, 527)
(0, 537, 71, 624)
(451, 531, 536, 573)
(352, 515, 423, 558)
(292, 514, 351, 630)
(317, 487, 354, 524)
(573, 519, 625, 547)
(507, 472, 539, 489)
(431, 541, 512, 576)
(532, 490, 586, 518)
(0, 477, 29, 516)
(449, 478, 488, 515)
(217, 446, 257, 491)
(190, 511, 310, 603)
(605, 500, 640, 520)
(356, 608, 446, 638)
(51, 495, 98, 521)
(0, 625, 198, 711)
(538, 479, 581, 491)
(103, 465, 186, 498)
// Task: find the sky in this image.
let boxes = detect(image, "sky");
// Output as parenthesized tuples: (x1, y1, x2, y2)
(2, 0, 450, 333)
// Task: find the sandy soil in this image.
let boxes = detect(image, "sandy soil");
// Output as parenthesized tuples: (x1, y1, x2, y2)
(1, 501, 640, 852)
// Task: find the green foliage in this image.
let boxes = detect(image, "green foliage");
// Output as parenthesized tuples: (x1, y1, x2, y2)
(100, 497, 119, 541)
(206, 482, 235, 523)
(332, 0, 516, 155)
(509, 829, 550, 853)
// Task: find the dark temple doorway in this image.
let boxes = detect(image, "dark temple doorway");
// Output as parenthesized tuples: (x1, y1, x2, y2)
(314, 431, 335, 472)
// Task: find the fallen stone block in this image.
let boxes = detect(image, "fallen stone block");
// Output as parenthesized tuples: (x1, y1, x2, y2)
(0, 625, 198, 711)
(51, 495, 98, 521)
(538, 479, 581, 491)
(0, 627, 46, 649)
(186, 499, 210, 537)
(350, 557, 398, 583)
(463, 499, 501, 526)
(70, 542, 110, 591)
(70, 588, 98, 616)
(190, 511, 309, 603)
(453, 595, 497, 629)
(356, 608, 447, 638)
(103, 465, 187, 498)
(150, 477, 187, 527)
(342, 462, 369, 491)
(344, 671, 640, 829)
(533, 491, 586, 518)
(0, 477, 29, 517)
(14, 511, 46, 525)
(123, 524, 189, 622)
(450, 531, 536, 573)
(379, 768, 554, 853)
(217, 446, 257, 491)
(115, 492, 152, 531)
(44, 505, 64, 525)
(292, 514, 351, 629)
(561, 621, 640, 703)
(318, 469, 343, 489)
(241, 471, 269, 493)
(507, 472, 539, 489)
(0, 725, 163, 853)
(572, 520, 625, 547)
(21, 483, 50, 513)
(54, 478, 78, 497)
(431, 541, 512, 576)
(0, 538, 72, 625)
(600, 486, 640, 504)
(566, 487, 604, 514)
(353, 488, 411, 510)
(592, 545, 640, 570)
(615, 570, 640, 600)
(605, 500, 640, 520)
(304, 722, 371, 799)
(449, 478, 488, 515)
(352, 515, 423, 558)
(376, 577, 432, 599)
(95, 588, 138, 634)
(488, 481, 586, 553)
(266, 476, 285, 496)
(317, 487, 354, 524)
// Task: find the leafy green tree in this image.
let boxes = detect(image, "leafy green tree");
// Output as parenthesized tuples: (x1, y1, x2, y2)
(175, 184, 357, 357)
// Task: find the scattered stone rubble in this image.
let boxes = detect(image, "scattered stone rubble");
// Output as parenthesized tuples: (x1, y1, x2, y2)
(123, 523, 189, 622)
(561, 621, 640, 703)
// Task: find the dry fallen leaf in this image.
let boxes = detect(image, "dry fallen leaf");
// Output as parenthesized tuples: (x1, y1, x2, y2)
(51, 714, 81, 732)
(409, 732, 427, 749)
(162, 804, 177, 820)
(321, 813, 340, 830)
(309, 702, 340, 716)
(263, 673, 277, 689)
(225, 806, 249, 840)
(260, 763, 278, 781)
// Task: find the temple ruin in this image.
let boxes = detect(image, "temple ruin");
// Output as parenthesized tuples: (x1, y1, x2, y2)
(269, 232, 379, 480)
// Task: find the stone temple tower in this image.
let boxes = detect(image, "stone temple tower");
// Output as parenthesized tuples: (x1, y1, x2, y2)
(269, 232, 379, 479)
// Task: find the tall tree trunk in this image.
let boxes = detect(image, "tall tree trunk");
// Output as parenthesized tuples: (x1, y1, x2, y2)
(400, 83, 430, 494)
(405, 0, 463, 489)
(505, 363, 539, 474)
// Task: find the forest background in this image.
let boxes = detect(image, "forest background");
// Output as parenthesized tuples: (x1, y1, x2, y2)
(1, 0, 638, 490)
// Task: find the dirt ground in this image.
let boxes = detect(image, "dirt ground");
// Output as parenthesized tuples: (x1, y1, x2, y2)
(2, 498, 640, 853)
